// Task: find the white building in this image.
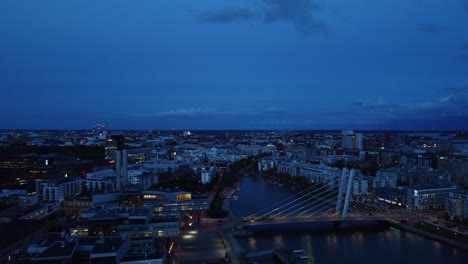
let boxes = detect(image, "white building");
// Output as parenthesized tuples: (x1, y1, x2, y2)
(86, 169, 115, 180)
(372, 170, 398, 189)
(277, 161, 342, 186)
(43, 185, 64, 202)
(407, 186, 457, 211)
(277, 161, 299, 176)
(258, 159, 278, 171)
(41, 178, 82, 202)
(143, 160, 181, 173)
(201, 167, 216, 184)
(353, 178, 369, 195)
(342, 130, 363, 150)
(300, 164, 342, 186)
(128, 169, 144, 185)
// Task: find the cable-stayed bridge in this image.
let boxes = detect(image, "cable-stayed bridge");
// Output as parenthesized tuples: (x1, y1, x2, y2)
(240, 168, 409, 227)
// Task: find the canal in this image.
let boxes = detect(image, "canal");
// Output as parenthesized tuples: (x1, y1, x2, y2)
(230, 176, 468, 264)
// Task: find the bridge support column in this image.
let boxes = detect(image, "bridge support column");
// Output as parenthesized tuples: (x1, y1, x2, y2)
(342, 169, 355, 219)
(335, 168, 348, 214)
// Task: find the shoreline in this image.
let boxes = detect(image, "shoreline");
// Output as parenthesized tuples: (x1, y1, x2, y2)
(387, 220, 468, 251)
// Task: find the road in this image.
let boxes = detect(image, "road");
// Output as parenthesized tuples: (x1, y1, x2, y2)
(168, 187, 245, 264)
(168, 221, 227, 264)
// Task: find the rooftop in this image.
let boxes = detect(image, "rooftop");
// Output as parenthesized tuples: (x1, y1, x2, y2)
(23, 233, 130, 262)
(92, 236, 127, 255)
(90, 210, 118, 220)
(34, 240, 78, 260)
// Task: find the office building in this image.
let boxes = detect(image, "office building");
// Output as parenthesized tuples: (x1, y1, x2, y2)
(407, 186, 457, 211)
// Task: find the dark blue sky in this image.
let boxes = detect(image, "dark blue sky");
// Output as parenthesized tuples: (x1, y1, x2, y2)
(1, 0, 467, 130)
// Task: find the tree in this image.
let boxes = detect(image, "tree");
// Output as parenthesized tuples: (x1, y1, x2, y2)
(80, 181, 89, 197)
(99, 182, 105, 193)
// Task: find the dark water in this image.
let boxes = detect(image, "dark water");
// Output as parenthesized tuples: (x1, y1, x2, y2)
(231, 177, 468, 264)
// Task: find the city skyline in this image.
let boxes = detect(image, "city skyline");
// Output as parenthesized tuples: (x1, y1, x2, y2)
(1, 0, 468, 130)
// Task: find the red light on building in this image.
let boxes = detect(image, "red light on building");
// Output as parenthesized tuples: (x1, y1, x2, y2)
(109, 160, 115, 164)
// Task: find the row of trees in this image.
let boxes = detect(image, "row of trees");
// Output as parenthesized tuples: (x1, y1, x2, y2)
(0, 143, 105, 160)
(153, 165, 216, 194)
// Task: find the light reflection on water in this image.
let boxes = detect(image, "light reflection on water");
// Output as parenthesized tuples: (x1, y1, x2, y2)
(248, 236, 257, 251)
(326, 233, 338, 249)
(273, 234, 285, 248)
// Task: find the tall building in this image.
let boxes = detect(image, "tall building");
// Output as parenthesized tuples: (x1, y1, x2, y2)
(342, 130, 363, 150)
(106, 135, 128, 190)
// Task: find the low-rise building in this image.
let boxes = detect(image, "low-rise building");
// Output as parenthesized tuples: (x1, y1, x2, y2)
(19, 232, 133, 264)
(77, 208, 179, 247)
(258, 159, 278, 172)
(407, 186, 457, 211)
(375, 187, 407, 207)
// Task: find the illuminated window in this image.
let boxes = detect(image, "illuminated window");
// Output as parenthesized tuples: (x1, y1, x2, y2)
(176, 194, 191, 201)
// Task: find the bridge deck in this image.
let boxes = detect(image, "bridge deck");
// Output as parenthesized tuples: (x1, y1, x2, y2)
(246, 249, 273, 258)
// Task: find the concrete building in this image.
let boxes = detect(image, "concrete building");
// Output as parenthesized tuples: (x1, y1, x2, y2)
(142, 190, 210, 217)
(258, 159, 278, 172)
(299, 164, 342, 186)
(277, 161, 301, 177)
(352, 177, 369, 195)
(78, 208, 179, 247)
(86, 169, 115, 180)
(342, 130, 363, 150)
(19, 232, 133, 264)
(39, 177, 82, 202)
(407, 186, 457, 211)
(140, 174, 159, 190)
(143, 160, 181, 174)
(372, 170, 398, 189)
(201, 166, 216, 184)
(277, 161, 342, 186)
(445, 191, 468, 221)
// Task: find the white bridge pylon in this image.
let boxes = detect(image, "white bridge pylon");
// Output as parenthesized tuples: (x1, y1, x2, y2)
(336, 168, 356, 219)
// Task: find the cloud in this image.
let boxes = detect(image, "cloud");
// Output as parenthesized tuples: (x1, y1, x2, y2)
(442, 84, 468, 94)
(262, 106, 286, 113)
(326, 88, 468, 129)
(194, 7, 259, 24)
(262, 0, 327, 35)
(438, 85, 468, 110)
(351, 97, 400, 112)
(151, 108, 217, 118)
(194, 0, 327, 35)
(399, 85, 468, 119)
(149, 106, 286, 119)
(302, 87, 468, 129)
(418, 23, 441, 33)
(452, 42, 468, 61)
